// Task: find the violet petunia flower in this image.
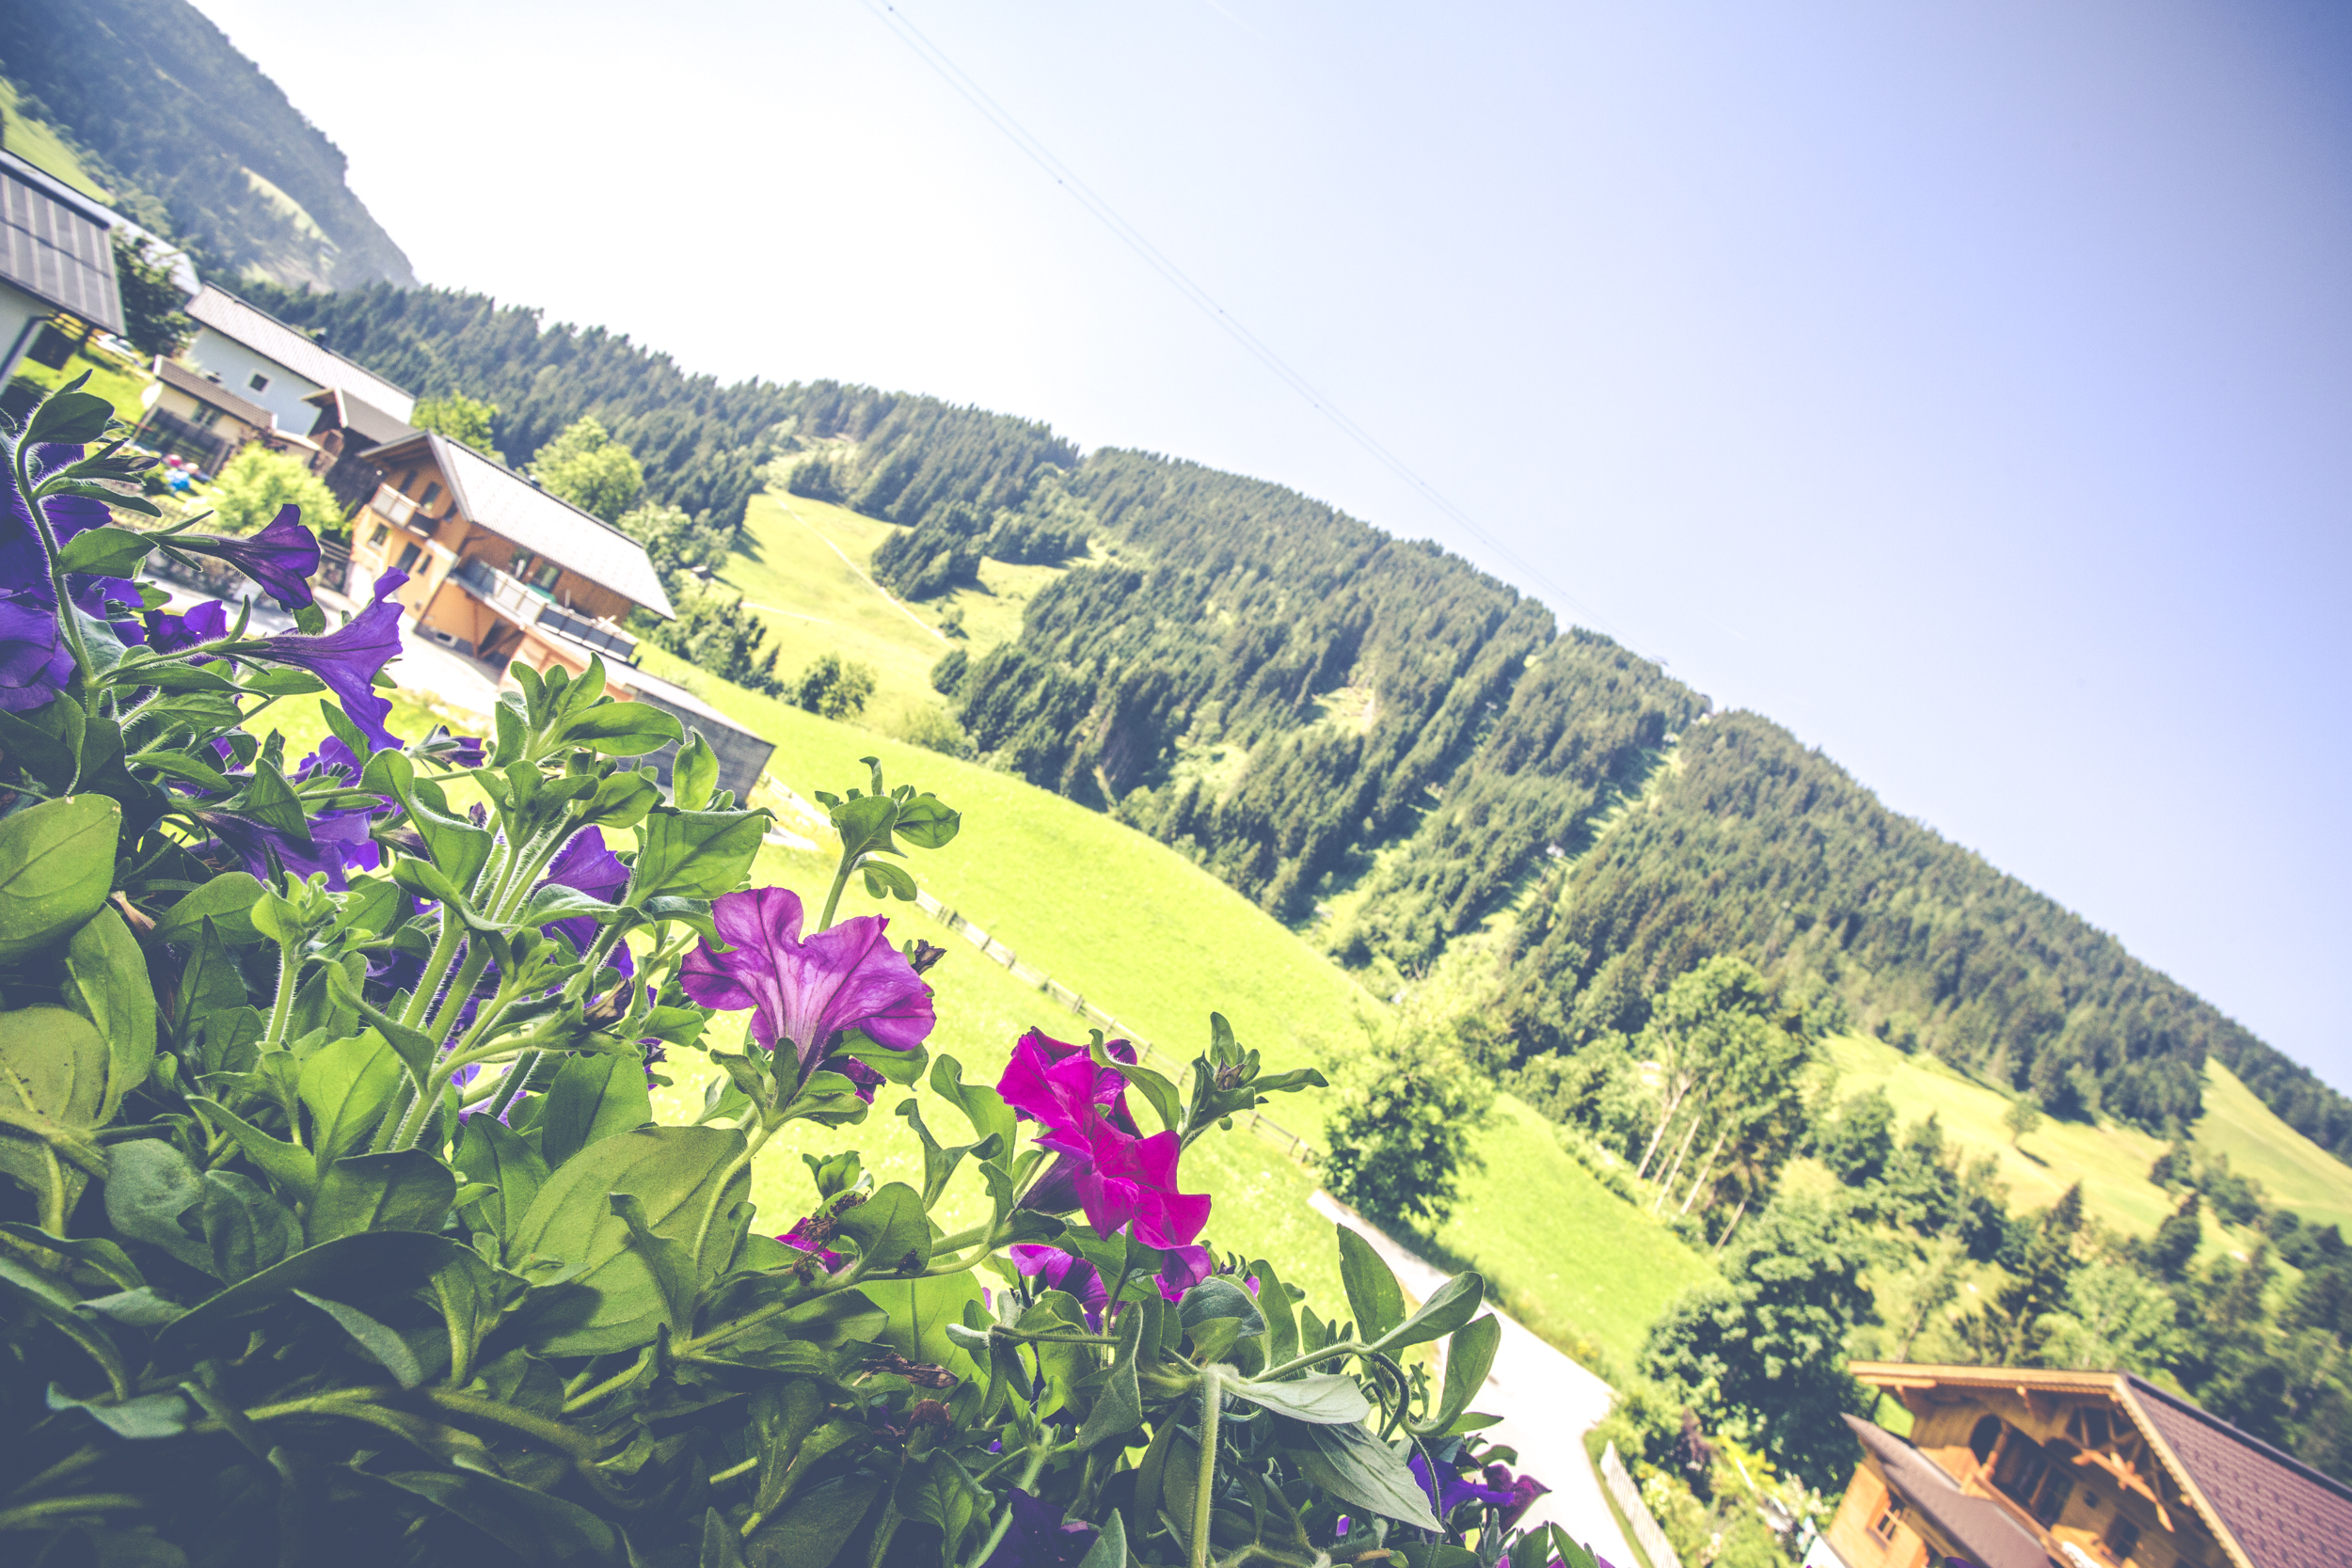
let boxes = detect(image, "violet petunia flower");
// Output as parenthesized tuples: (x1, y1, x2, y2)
(246, 570, 407, 750)
(1409, 1451, 1516, 1520)
(980, 1491, 1097, 1568)
(173, 506, 320, 610)
(1010, 1243, 1109, 1329)
(1153, 1245, 1215, 1305)
(144, 597, 229, 656)
(0, 597, 72, 711)
(537, 827, 633, 963)
(198, 804, 380, 891)
(678, 887, 935, 1075)
(1486, 1465, 1551, 1528)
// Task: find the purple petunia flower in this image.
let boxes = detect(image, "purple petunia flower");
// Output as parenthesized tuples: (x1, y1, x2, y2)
(538, 827, 631, 960)
(246, 570, 407, 750)
(1487, 1465, 1551, 1528)
(778, 1215, 845, 1272)
(996, 1027, 1211, 1252)
(144, 597, 230, 656)
(678, 887, 935, 1075)
(1009, 1243, 1110, 1329)
(0, 597, 73, 711)
(197, 804, 380, 891)
(980, 1492, 1097, 1568)
(1154, 1245, 1215, 1304)
(174, 505, 320, 610)
(1409, 1452, 1517, 1521)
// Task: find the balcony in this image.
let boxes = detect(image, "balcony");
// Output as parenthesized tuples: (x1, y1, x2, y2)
(368, 484, 442, 537)
(448, 557, 637, 661)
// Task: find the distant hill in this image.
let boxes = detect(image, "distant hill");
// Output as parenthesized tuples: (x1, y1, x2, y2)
(0, 0, 412, 288)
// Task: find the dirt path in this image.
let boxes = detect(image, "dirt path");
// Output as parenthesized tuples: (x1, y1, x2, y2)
(1308, 1195, 1636, 1567)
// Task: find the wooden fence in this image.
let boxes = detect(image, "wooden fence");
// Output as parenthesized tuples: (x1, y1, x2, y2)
(1599, 1443, 1684, 1568)
(911, 889, 1320, 1164)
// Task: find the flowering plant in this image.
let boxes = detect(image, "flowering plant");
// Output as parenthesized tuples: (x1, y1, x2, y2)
(0, 383, 1588, 1568)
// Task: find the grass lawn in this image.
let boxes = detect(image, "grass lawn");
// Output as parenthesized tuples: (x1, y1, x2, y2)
(13, 340, 153, 422)
(0, 83, 113, 199)
(712, 488, 1072, 735)
(2194, 1059, 2352, 1232)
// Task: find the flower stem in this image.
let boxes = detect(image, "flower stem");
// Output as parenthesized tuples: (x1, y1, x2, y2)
(1192, 1368, 1223, 1568)
(817, 853, 859, 932)
(960, 1443, 1051, 1568)
(10, 442, 96, 689)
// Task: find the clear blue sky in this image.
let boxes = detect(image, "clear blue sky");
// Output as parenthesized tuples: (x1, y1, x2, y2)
(199, 0, 2352, 1090)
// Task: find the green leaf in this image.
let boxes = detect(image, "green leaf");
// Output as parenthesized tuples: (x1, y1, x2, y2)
(0, 793, 119, 959)
(151, 871, 266, 945)
(673, 729, 719, 813)
(928, 1055, 1017, 1152)
(891, 793, 960, 849)
(749, 1380, 831, 1524)
(0, 1256, 131, 1398)
(834, 1180, 930, 1274)
(103, 1137, 211, 1271)
(1180, 1275, 1266, 1338)
(628, 807, 767, 902)
(1228, 1372, 1372, 1425)
(376, 1467, 622, 1561)
(506, 1125, 745, 1354)
(453, 1116, 547, 1245)
(294, 1288, 424, 1388)
(65, 907, 156, 1121)
(55, 525, 158, 576)
(188, 1096, 315, 1203)
(702, 1507, 753, 1568)
(155, 1230, 483, 1359)
(1072, 1508, 1125, 1568)
(1423, 1314, 1502, 1436)
(1074, 1306, 1146, 1449)
(1369, 1270, 1485, 1354)
(537, 1052, 653, 1167)
(1293, 1419, 1443, 1530)
(1091, 1039, 1182, 1134)
(609, 1191, 698, 1336)
(45, 1384, 191, 1439)
(559, 700, 684, 755)
(862, 1269, 984, 1386)
(297, 1030, 405, 1167)
(310, 1149, 456, 1243)
(24, 384, 116, 444)
(0, 1005, 108, 1201)
(859, 859, 918, 901)
(829, 793, 899, 861)
(1337, 1226, 1406, 1344)
(0, 1222, 142, 1291)
(744, 1473, 885, 1568)
(1252, 1258, 1299, 1366)
(516, 881, 626, 927)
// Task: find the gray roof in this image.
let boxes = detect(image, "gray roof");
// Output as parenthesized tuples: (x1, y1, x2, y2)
(0, 148, 123, 333)
(186, 286, 415, 421)
(1844, 1417, 2047, 1568)
(305, 384, 415, 445)
(369, 431, 675, 618)
(151, 356, 275, 428)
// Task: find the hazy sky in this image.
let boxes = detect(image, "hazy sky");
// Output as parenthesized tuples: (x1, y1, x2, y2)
(196, 0, 2352, 1089)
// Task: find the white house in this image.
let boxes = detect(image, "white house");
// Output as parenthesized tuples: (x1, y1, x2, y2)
(0, 147, 123, 380)
(182, 284, 414, 435)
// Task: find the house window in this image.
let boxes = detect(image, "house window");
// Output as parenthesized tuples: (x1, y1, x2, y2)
(509, 548, 533, 578)
(1868, 1502, 1900, 1544)
(370, 525, 389, 548)
(2030, 1466, 2074, 1528)
(2104, 1518, 2140, 1565)
(1969, 1417, 2001, 1466)
(532, 560, 562, 591)
(395, 543, 423, 575)
(420, 482, 441, 508)
(190, 404, 222, 430)
(247, 371, 270, 392)
(399, 469, 418, 494)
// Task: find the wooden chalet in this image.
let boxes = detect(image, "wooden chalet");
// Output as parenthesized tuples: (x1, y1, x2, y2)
(1815, 1363, 2352, 1568)
(350, 431, 775, 798)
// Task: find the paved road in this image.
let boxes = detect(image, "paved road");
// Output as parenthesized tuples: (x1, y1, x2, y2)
(1308, 1194, 1636, 1568)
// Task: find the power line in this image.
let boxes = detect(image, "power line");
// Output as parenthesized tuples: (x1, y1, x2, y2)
(860, 1, 1620, 641)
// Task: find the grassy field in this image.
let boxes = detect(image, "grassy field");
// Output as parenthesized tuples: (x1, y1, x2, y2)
(0, 80, 113, 199)
(1819, 1031, 2352, 1243)
(2193, 1059, 2352, 1232)
(713, 488, 1070, 733)
(12, 340, 152, 422)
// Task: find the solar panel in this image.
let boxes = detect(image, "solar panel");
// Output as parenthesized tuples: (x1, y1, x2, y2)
(0, 164, 122, 334)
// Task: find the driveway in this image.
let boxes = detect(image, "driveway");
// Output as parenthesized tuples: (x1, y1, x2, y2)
(1308, 1194, 1636, 1568)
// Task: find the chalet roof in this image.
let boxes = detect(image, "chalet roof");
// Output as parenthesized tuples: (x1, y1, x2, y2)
(0, 148, 123, 332)
(151, 356, 275, 428)
(304, 384, 415, 445)
(1843, 1417, 2046, 1568)
(364, 431, 675, 619)
(1853, 1362, 2352, 1568)
(186, 286, 416, 421)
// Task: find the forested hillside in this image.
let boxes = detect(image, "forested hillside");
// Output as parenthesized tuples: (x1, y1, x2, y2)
(0, 0, 412, 287)
(242, 279, 2352, 1162)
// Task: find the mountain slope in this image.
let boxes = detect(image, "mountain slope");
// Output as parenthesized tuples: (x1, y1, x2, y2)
(0, 0, 412, 287)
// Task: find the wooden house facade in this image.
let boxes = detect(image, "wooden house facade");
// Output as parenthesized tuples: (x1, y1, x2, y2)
(1815, 1363, 2352, 1568)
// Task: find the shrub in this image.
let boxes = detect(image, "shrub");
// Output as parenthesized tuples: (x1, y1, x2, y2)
(206, 443, 346, 535)
(792, 650, 877, 721)
(885, 697, 967, 755)
(0, 383, 1574, 1568)
(532, 415, 644, 521)
(1321, 1015, 1495, 1231)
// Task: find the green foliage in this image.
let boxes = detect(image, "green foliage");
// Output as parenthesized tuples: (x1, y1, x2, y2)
(622, 497, 736, 583)
(109, 230, 189, 356)
(1639, 1195, 1874, 1490)
(410, 389, 503, 461)
(791, 651, 878, 722)
(1321, 1015, 1493, 1231)
(1957, 1182, 2086, 1365)
(884, 699, 968, 757)
(0, 0, 413, 287)
(2003, 1094, 2043, 1147)
(2147, 1191, 2202, 1280)
(644, 582, 784, 697)
(531, 416, 644, 522)
(1818, 1086, 1897, 1186)
(870, 474, 1090, 600)
(206, 443, 346, 534)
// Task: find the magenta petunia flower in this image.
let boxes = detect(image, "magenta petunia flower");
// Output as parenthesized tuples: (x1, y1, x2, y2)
(174, 505, 321, 610)
(247, 570, 407, 751)
(779, 1215, 845, 1271)
(1152, 1244, 1214, 1304)
(1064, 1120, 1210, 1251)
(678, 886, 935, 1073)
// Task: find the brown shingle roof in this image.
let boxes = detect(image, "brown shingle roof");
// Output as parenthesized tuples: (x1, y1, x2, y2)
(2123, 1376, 2352, 1568)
